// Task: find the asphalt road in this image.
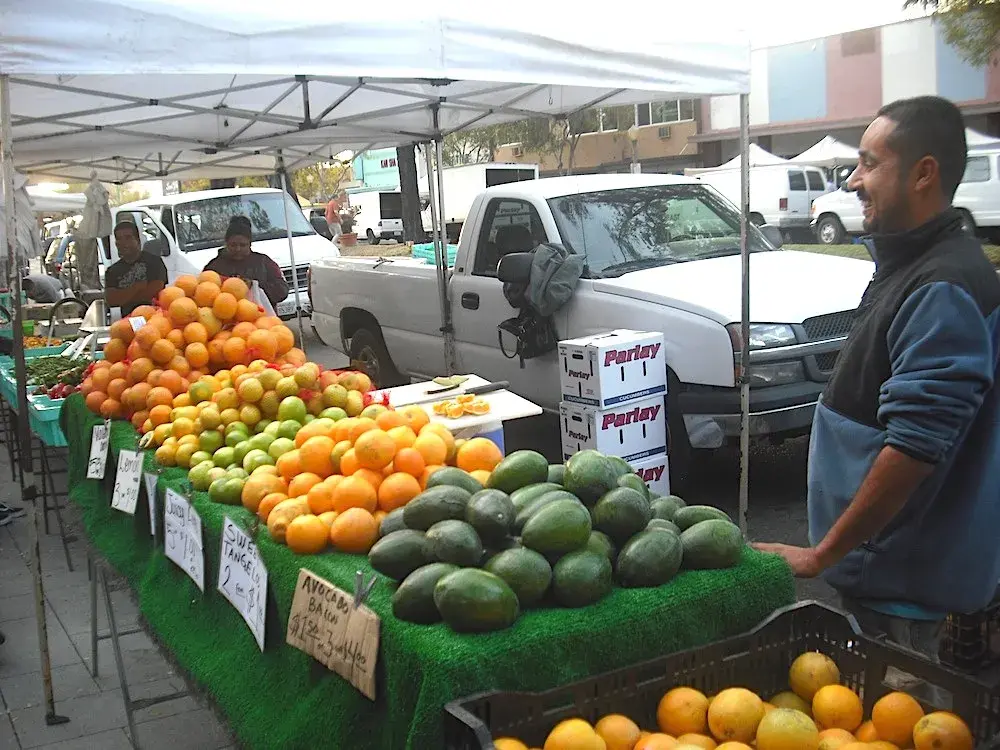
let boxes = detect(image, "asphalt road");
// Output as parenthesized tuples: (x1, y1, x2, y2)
(295, 323, 835, 606)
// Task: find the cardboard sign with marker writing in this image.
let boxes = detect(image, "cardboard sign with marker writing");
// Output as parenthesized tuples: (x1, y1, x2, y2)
(218, 517, 268, 651)
(285, 569, 379, 700)
(87, 420, 110, 479)
(110, 450, 144, 514)
(163, 488, 204, 591)
(128, 316, 147, 332)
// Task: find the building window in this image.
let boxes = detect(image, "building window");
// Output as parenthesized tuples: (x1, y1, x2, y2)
(841, 29, 876, 57)
(635, 100, 696, 127)
(573, 106, 633, 135)
(963, 156, 990, 183)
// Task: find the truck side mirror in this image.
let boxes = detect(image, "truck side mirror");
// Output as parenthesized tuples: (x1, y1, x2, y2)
(310, 216, 333, 239)
(497, 252, 533, 283)
(760, 224, 783, 249)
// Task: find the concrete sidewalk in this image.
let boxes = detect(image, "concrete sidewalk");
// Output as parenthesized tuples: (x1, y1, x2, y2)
(0, 447, 238, 750)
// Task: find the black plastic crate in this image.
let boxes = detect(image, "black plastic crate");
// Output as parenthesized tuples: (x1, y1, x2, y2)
(444, 601, 1000, 750)
(942, 596, 1000, 673)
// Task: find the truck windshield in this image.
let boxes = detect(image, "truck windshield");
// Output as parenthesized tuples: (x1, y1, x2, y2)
(547, 184, 775, 278)
(174, 192, 316, 253)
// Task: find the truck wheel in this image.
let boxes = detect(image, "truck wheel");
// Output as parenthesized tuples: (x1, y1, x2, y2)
(816, 215, 846, 245)
(367, 229, 381, 245)
(666, 373, 692, 493)
(958, 209, 976, 237)
(349, 327, 406, 388)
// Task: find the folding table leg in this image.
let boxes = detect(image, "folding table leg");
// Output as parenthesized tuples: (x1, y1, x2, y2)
(100, 566, 139, 747)
(41, 444, 73, 571)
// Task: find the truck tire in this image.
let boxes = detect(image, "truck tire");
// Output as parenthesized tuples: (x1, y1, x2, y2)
(349, 327, 406, 388)
(958, 209, 976, 237)
(367, 228, 381, 245)
(815, 215, 846, 245)
(666, 371, 692, 493)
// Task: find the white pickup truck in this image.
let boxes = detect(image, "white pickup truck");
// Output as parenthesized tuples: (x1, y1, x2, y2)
(309, 174, 875, 485)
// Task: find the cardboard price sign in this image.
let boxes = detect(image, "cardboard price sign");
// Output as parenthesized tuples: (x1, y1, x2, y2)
(86, 420, 111, 479)
(285, 569, 379, 700)
(163, 489, 204, 591)
(128, 316, 147, 332)
(110, 450, 144, 515)
(218, 517, 268, 651)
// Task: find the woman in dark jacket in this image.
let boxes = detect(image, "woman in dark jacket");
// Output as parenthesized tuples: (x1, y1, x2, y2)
(204, 216, 289, 306)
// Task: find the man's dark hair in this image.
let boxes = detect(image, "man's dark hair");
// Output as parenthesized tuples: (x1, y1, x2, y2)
(877, 96, 967, 200)
(113, 220, 140, 238)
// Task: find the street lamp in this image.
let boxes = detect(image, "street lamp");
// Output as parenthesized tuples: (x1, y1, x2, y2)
(627, 124, 641, 174)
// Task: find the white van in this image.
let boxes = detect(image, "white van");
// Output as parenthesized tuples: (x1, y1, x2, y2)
(347, 188, 404, 244)
(694, 165, 830, 232)
(811, 148, 1000, 244)
(107, 188, 339, 318)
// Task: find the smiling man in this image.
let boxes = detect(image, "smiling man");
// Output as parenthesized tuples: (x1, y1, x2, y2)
(755, 96, 1000, 668)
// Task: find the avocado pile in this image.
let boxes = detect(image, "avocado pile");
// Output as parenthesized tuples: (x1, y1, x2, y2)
(368, 449, 744, 634)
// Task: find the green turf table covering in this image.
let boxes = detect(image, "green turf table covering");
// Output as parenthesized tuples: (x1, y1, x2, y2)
(61, 394, 795, 750)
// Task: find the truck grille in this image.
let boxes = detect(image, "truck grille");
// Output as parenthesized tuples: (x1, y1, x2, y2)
(282, 266, 309, 290)
(802, 310, 854, 341)
(815, 352, 840, 372)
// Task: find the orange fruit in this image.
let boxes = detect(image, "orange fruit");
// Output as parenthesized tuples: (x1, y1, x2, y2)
(386, 425, 417, 451)
(184, 342, 209, 369)
(103, 338, 127, 363)
(182, 321, 208, 345)
(107, 378, 128, 401)
(331, 475, 378, 514)
(854, 722, 879, 742)
(168, 354, 192, 377)
(256, 315, 281, 329)
(708, 688, 764, 743)
(131, 410, 149, 431)
(146, 386, 174, 409)
(658, 687, 710, 736)
(165, 328, 186, 350)
(790, 652, 841, 702)
(90, 367, 111, 392)
(294, 419, 335, 448)
(716, 743, 752, 750)
(421, 422, 457, 460)
(339, 448, 360, 476)
(544, 719, 600, 750)
(108, 361, 128, 381)
(193, 281, 220, 307)
(223, 336, 247, 366)
(413, 432, 447, 466)
(393, 446, 426, 477)
(257, 492, 287, 521)
(276, 450, 303, 481)
(168, 296, 199, 327)
(109, 318, 135, 344)
(634, 735, 680, 750)
(455, 437, 503, 473)
(241, 473, 287, 513)
(347, 417, 378, 443)
(871, 692, 924, 747)
(246, 329, 278, 361)
(100, 397, 123, 419)
(158, 369, 184, 396)
(817, 728, 857, 750)
(286, 515, 329, 555)
(353, 468, 384, 491)
(173, 275, 198, 296)
(85, 391, 106, 414)
(231, 321, 257, 340)
(150, 338, 176, 365)
(595, 714, 642, 750)
(353, 429, 397, 470)
(770, 692, 812, 717)
(235, 298, 261, 323)
(148, 404, 172, 426)
(812, 685, 862, 732)
(128, 357, 155, 385)
(419, 464, 444, 489)
(307, 479, 340, 515)
(198, 269, 222, 286)
(221, 276, 249, 300)
(287, 472, 323, 498)
(756, 708, 820, 750)
(197, 307, 223, 337)
(299, 435, 336, 476)
(159, 285, 186, 308)
(213, 292, 238, 321)
(329, 507, 378, 554)
(492, 740, 529, 750)
(676, 735, 717, 749)
(375, 410, 409, 431)
(207, 339, 227, 368)
(272, 325, 295, 355)
(398, 404, 429, 433)
(377, 472, 421, 512)
(128, 382, 152, 411)
(912, 712, 973, 750)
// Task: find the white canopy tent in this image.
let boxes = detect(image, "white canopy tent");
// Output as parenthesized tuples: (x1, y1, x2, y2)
(1, 5, 756, 718)
(967, 128, 1000, 151)
(790, 135, 859, 168)
(684, 143, 787, 175)
(25, 187, 87, 215)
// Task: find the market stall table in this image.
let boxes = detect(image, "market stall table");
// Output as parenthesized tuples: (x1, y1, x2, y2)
(61, 394, 795, 750)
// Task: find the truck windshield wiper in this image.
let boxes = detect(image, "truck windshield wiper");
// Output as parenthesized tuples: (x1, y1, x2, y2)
(599, 257, 677, 277)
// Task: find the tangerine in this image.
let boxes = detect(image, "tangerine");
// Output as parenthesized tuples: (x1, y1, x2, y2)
(168, 296, 199, 327)
(328, 508, 378, 553)
(128, 357, 155, 385)
(182, 321, 208, 345)
(235, 298, 261, 322)
(107, 378, 128, 401)
(128, 382, 152, 411)
(331, 475, 378, 513)
(213, 292, 238, 321)
(420, 464, 444, 489)
(275, 450, 302, 481)
(131, 305, 157, 319)
(159, 286, 186, 308)
(198, 269, 222, 285)
(103, 338, 127, 363)
(149, 404, 172, 426)
(85, 391, 106, 414)
(193, 281, 220, 307)
(455, 437, 503, 473)
(871, 692, 924, 746)
(100, 398, 123, 419)
(286, 515, 329, 555)
(223, 337, 248, 366)
(146, 386, 174, 409)
(339, 448, 360, 476)
(241, 473, 287, 513)
(158, 370, 184, 396)
(221, 276, 249, 300)
(413, 432, 448, 467)
(377, 472, 421, 512)
(185, 342, 210, 369)
(173, 275, 198, 296)
(148, 313, 173, 337)
(272, 325, 295, 355)
(246, 329, 278, 361)
(256, 492, 288, 521)
(353, 429, 397, 470)
(168, 355, 192, 378)
(288, 472, 323, 498)
(135, 323, 162, 351)
(150, 338, 176, 365)
(354, 468, 384, 490)
(307, 479, 339, 515)
(109, 318, 135, 344)
(299, 435, 336, 476)
(347, 417, 378, 443)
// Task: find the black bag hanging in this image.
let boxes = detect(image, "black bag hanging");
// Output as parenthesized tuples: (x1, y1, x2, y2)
(497, 309, 558, 369)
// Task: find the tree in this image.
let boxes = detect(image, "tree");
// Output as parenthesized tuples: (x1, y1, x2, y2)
(291, 162, 350, 204)
(109, 185, 150, 207)
(904, 0, 1000, 66)
(397, 145, 425, 242)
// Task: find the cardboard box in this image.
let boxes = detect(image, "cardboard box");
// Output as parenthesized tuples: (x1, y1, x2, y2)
(559, 395, 667, 462)
(559, 330, 666, 409)
(631, 453, 670, 497)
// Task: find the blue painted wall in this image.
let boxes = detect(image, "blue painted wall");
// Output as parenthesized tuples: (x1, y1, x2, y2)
(935, 24, 986, 102)
(767, 40, 828, 123)
(352, 148, 401, 190)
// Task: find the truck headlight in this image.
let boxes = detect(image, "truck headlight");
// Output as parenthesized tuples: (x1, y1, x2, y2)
(746, 361, 805, 387)
(726, 323, 797, 350)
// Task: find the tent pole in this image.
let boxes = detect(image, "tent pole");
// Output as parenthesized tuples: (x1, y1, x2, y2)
(433, 138, 456, 376)
(0, 74, 68, 728)
(738, 93, 751, 537)
(277, 161, 308, 357)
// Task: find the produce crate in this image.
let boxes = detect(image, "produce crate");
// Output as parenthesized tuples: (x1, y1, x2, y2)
(27, 400, 67, 448)
(942, 591, 1000, 673)
(444, 601, 1000, 750)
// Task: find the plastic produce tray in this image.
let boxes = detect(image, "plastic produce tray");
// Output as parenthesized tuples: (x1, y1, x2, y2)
(27, 399, 67, 448)
(942, 590, 1000, 673)
(444, 601, 1000, 750)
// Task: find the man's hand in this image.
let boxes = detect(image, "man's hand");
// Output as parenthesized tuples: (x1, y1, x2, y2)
(752, 543, 825, 578)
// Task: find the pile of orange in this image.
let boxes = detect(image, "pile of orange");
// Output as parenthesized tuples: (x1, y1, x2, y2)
(245, 404, 492, 556)
(82, 271, 304, 424)
(496, 650, 974, 750)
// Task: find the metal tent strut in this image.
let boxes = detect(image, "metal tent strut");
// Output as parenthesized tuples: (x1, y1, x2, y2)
(738, 93, 751, 537)
(277, 156, 308, 357)
(0, 73, 70, 728)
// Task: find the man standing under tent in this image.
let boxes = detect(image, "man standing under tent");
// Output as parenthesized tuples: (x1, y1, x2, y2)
(755, 96, 1000, 680)
(104, 220, 167, 315)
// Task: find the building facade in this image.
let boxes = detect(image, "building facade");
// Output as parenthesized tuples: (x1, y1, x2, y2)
(351, 148, 401, 190)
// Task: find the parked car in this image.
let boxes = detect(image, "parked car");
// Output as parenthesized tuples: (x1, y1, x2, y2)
(348, 189, 404, 244)
(108, 188, 339, 319)
(811, 148, 1000, 244)
(310, 174, 875, 487)
(44, 234, 73, 276)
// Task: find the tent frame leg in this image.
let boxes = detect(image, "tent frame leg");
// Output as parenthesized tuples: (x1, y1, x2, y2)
(737, 93, 751, 537)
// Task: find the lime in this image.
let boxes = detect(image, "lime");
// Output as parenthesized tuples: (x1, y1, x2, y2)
(254, 418, 273, 434)
(225, 420, 249, 436)
(233, 441, 253, 466)
(213, 446, 236, 468)
(258, 368, 281, 391)
(360, 404, 389, 421)
(239, 404, 262, 427)
(304, 415, 315, 423)
(264, 421, 282, 437)
(243, 449, 275, 474)
(224, 431, 245, 448)
(277, 419, 302, 440)
(319, 407, 348, 422)
(189, 450, 213, 467)
(226, 467, 249, 481)
(277, 396, 307, 424)
(207, 467, 227, 485)
(188, 460, 216, 491)
(238, 378, 265, 404)
(276, 377, 300, 399)
(198, 430, 225, 454)
(267, 437, 296, 461)
(322, 384, 348, 409)
(248, 433, 275, 453)
(208, 476, 244, 505)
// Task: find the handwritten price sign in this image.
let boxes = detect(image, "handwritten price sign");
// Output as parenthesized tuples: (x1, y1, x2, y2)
(218, 517, 268, 651)
(163, 489, 204, 591)
(285, 569, 380, 700)
(110, 450, 144, 515)
(86, 420, 110, 479)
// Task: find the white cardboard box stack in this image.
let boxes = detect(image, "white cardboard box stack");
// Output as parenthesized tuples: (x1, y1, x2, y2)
(558, 330, 670, 496)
